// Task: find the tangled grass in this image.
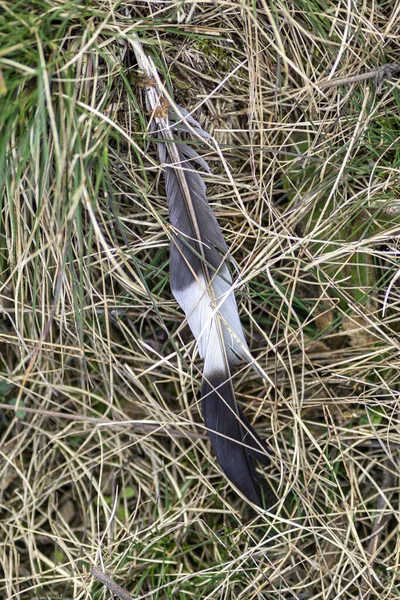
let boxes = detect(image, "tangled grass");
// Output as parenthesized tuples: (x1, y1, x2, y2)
(0, 1, 399, 598)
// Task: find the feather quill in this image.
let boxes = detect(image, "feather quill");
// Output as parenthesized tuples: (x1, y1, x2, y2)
(132, 37, 270, 506)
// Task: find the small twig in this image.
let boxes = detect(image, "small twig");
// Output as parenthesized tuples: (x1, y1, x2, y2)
(319, 63, 400, 93)
(91, 566, 134, 600)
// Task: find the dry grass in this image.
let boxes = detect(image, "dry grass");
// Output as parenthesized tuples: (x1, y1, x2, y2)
(1, 0, 400, 598)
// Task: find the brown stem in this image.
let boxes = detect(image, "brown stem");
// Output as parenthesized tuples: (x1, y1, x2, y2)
(319, 63, 400, 92)
(91, 566, 134, 600)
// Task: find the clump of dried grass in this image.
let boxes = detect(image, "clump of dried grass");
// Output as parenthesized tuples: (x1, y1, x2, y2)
(0, 1, 399, 598)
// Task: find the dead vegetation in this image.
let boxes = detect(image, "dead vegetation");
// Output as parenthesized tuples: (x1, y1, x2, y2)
(0, 0, 400, 598)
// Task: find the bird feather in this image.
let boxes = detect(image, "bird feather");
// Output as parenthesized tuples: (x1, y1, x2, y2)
(131, 36, 271, 506)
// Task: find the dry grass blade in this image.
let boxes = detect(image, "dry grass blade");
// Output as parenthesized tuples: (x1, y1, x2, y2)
(0, 1, 399, 599)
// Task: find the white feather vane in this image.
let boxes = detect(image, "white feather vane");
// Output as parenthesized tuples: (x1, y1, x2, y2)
(131, 35, 271, 507)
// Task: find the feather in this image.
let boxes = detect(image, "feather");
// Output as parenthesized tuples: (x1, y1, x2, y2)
(131, 36, 271, 506)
